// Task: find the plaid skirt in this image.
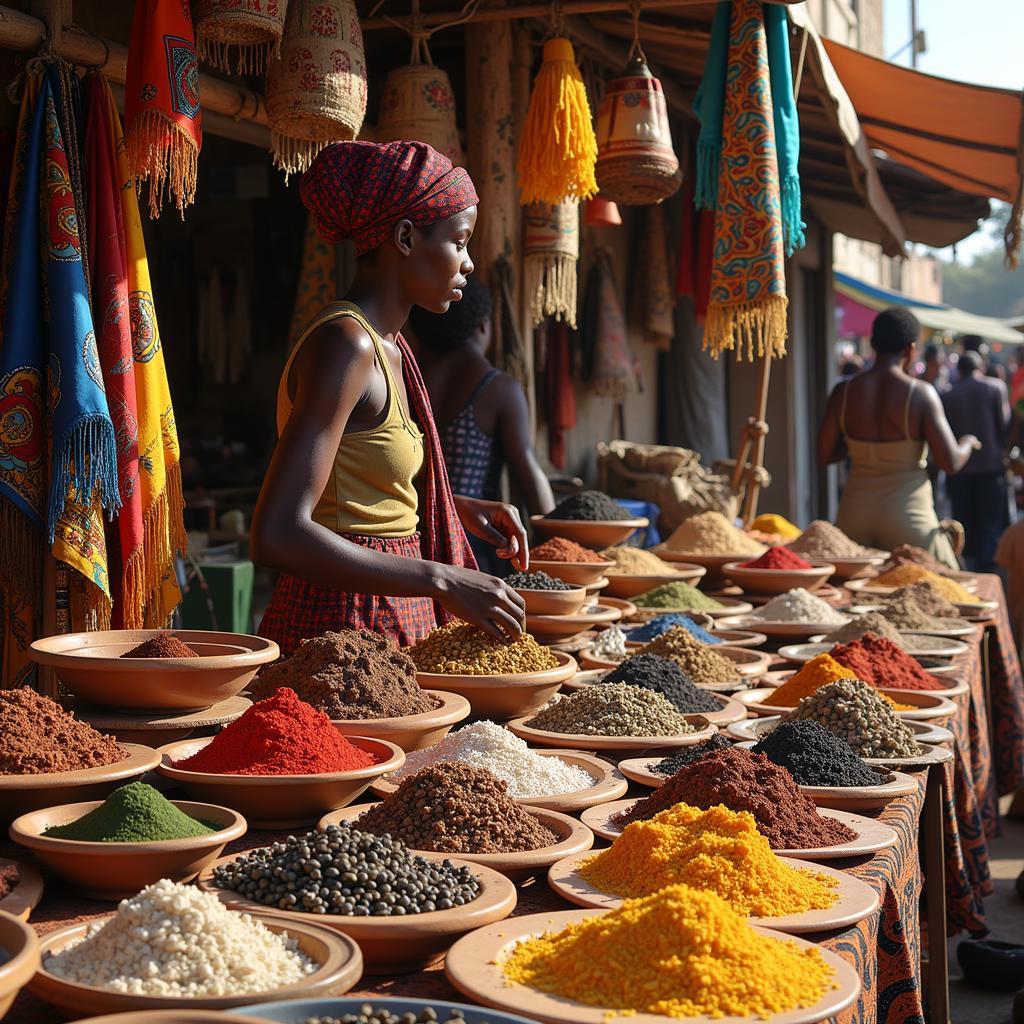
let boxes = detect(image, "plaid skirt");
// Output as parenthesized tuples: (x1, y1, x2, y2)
(257, 533, 438, 657)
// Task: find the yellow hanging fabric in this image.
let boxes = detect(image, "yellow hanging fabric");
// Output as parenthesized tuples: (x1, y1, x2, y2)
(517, 37, 597, 206)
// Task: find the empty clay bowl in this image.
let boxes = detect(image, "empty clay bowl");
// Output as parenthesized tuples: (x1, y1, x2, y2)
(414, 651, 577, 720)
(721, 561, 836, 596)
(528, 559, 612, 587)
(198, 854, 517, 974)
(318, 805, 594, 882)
(530, 516, 648, 549)
(603, 565, 707, 599)
(9, 800, 248, 901)
(156, 734, 405, 828)
(331, 690, 471, 752)
(28, 913, 362, 1018)
(29, 629, 280, 712)
(516, 586, 588, 616)
(0, 909, 39, 1019)
(0, 744, 161, 828)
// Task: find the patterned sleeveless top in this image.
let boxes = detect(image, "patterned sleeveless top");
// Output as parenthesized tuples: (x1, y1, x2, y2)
(438, 369, 504, 501)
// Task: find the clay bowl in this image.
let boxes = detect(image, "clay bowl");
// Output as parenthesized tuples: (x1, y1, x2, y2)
(827, 555, 887, 581)
(728, 714, 954, 747)
(371, 749, 628, 814)
(331, 690, 471, 752)
(515, 585, 588, 616)
(653, 548, 765, 585)
(75, 1013, 277, 1024)
(0, 909, 39, 1019)
(721, 561, 836, 596)
(198, 854, 516, 974)
(528, 559, 611, 587)
(9, 800, 248, 901)
(225, 997, 540, 1024)
(0, 744, 161, 828)
(156, 735, 405, 829)
(629, 596, 754, 623)
(708, 627, 769, 648)
(415, 651, 577, 720)
(525, 606, 623, 645)
(530, 515, 648, 549)
(318, 805, 594, 882)
(732, 686, 959, 722)
(506, 714, 719, 756)
(29, 629, 280, 713)
(603, 565, 706, 599)
(28, 912, 363, 1018)
(0, 857, 43, 922)
(794, 768, 921, 812)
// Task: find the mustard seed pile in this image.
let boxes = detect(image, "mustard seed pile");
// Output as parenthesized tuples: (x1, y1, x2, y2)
(353, 763, 557, 853)
(249, 630, 438, 719)
(524, 684, 696, 736)
(406, 622, 558, 675)
(637, 627, 740, 686)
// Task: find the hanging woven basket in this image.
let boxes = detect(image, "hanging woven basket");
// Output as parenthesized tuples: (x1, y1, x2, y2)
(377, 62, 463, 164)
(524, 201, 580, 328)
(266, 0, 367, 177)
(595, 57, 681, 205)
(194, 0, 289, 74)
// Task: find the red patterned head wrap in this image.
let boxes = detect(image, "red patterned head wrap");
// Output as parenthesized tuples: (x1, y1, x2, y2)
(300, 140, 479, 257)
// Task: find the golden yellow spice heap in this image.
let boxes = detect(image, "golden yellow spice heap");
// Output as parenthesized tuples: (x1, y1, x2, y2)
(577, 802, 837, 917)
(405, 623, 558, 675)
(872, 564, 979, 604)
(770, 653, 857, 707)
(502, 884, 836, 1020)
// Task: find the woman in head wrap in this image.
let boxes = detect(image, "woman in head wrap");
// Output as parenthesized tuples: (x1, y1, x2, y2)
(252, 141, 527, 655)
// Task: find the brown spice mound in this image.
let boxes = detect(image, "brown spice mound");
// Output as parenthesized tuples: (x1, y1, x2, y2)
(121, 634, 198, 658)
(250, 630, 438, 720)
(532, 537, 607, 562)
(614, 745, 856, 850)
(879, 544, 948, 575)
(881, 583, 961, 621)
(0, 689, 126, 775)
(355, 762, 557, 853)
(0, 861, 18, 899)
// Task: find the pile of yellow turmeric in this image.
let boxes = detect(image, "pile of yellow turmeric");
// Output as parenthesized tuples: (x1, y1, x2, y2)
(503, 883, 837, 1019)
(872, 564, 979, 604)
(772, 653, 913, 711)
(578, 802, 838, 916)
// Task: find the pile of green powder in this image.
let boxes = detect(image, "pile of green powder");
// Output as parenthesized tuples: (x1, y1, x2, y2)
(634, 581, 724, 611)
(45, 782, 219, 843)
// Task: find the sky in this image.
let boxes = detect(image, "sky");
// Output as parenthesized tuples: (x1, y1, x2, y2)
(881, 0, 1024, 263)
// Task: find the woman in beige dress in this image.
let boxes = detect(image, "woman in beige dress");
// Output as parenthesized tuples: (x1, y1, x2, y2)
(817, 308, 979, 568)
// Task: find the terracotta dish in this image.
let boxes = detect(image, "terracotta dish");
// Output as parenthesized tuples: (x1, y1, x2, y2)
(525, 605, 623, 645)
(224, 996, 540, 1023)
(28, 913, 362, 1019)
(9, 800, 248, 901)
(330, 690, 471, 752)
(528, 559, 611, 587)
(198, 854, 517, 974)
(0, 857, 43, 922)
(734, 686, 961, 720)
(603, 564, 706, 599)
(156, 734, 404, 829)
(721, 562, 836, 596)
(826, 555, 886, 581)
(516, 586, 588, 616)
(560, 678, 747, 727)
(530, 515, 648, 549)
(629, 596, 754, 623)
(0, 910, 40, 1019)
(506, 714, 719, 754)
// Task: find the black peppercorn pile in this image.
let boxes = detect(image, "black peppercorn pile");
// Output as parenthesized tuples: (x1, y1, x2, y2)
(546, 490, 632, 521)
(602, 654, 721, 714)
(304, 1007, 487, 1024)
(752, 720, 889, 788)
(652, 733, 732, 776)
(211, 826, 480, 916)
(505, 570, 574, 591)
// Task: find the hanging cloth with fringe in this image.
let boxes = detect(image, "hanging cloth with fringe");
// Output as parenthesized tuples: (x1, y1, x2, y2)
(703, 0, 788, 359)
(124, 0, 202, 218)
(636, 204, 675, 350)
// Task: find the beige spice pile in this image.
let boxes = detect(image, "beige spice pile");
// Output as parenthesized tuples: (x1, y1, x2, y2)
(636, 627, 740, 686)
(406, 622, 558, 675)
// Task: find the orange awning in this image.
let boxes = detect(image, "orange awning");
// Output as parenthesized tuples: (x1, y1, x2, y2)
(823, 39, 1023, 213)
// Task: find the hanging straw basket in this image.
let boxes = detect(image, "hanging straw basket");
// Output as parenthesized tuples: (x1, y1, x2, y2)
(377, 63, 463, 164)
(595, 57, 681, 205)
(524, 201, 580, 328)
(194, 0, 289, 74)
(266, 0, 367, 177)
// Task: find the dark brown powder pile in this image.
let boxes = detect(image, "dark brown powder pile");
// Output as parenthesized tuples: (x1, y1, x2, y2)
(354, 762, 557, 853)
(613, 745, 856, 850)
(879, 587, 961, 630)
(0, 861, 18, 899)
(0, 689, 126, 775)
(121, 634, 198, 658)
(882, 583, 960, 620)
(249, 630, 439, 720)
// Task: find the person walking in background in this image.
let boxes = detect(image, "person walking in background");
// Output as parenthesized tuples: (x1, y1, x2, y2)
(919, 343, 950, 393)
(411, 277, 555, 574)
(942, 349, 1012, 572)
(817, 308, 980, 568)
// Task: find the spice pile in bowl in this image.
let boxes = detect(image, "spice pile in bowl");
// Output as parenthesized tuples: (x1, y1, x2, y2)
(634, 581, 723, 611)
(213, 825, 481, 915)
(589, 624, 627, 660)
(628, 613, 721, 644)
(872, 565, 979, 603)
(0, 688, 126, 775)
(406, 622, 558, 675)
(786, 520, 871, 560)
(172, 688, 381, 775)
(752, 721, 891, 787)
(830, 634, 947, 691)
(600, 546, 676, 575)
(249, 630, 438, 720)
(874, 589, 962, 631)
(303, 1008, 481, 1024)
(878, 544, 949, 574)
(120, 633, 198, 658)
(618, 744, 856, 850)
(650, 733, 732, 776)
(546, 491, 632, 521)
(0, 862, 18, 899)
(822, 612, 938, 653)
(769, 654, 911, 711)
(505, 571, 574, 591)
(350, 763, 557, 854)
(882, 582, 962, 619)
(658, 511, 766, 556)
(636, 627, 740, 687)
(523, 685, 695, 737)
(738, 546, 812, 571)
(532, 537, 606, 562)
(600, 654, 721, 714)
(44, 782, 219, 842)
(749, 588, 848, 625)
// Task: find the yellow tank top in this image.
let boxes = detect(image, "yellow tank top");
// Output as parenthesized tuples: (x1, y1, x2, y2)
(276, 302, 424, 538)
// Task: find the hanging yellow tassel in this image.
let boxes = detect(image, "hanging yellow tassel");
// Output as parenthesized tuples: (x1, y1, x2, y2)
(517, 37, 598, 206)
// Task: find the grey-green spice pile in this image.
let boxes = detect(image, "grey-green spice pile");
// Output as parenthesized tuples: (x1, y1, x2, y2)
(781, 677, 922, 758)
(505, 571, 573, 591)
(822, 612, 936, 653)
(524, 683, 695, 737)
(211, 826, 480, 916)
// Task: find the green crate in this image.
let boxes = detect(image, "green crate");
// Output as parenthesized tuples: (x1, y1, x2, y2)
(179, 560, 254, 634)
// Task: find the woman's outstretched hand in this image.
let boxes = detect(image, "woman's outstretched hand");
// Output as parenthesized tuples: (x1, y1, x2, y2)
(455, 497, 530, 571)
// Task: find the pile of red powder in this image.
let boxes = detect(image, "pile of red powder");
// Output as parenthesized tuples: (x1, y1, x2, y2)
(613, 745, 856, 850)
(174, 687, 380, 775)
(740, 546, 812, 571)
(830, 633, 945, 691)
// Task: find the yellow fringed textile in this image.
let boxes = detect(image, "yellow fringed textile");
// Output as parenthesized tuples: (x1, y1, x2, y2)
(517, 38, 597, 206)
(704, 294, 789, 362)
